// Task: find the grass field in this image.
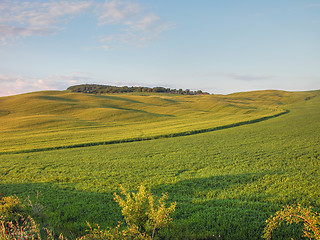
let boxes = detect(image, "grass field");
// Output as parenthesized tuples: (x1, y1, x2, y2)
(0, 90, 312, 154)
(0, 90, 319, 239)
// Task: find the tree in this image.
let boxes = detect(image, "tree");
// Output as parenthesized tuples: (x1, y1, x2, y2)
(195, 90, 203, 95)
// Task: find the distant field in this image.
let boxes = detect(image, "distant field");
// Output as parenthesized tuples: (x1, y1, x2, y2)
(0, 90, 313, 154)
(0, 90, 319, 239)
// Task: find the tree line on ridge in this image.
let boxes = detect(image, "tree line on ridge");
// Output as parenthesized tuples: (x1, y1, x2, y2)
(67, 84, 209, 95)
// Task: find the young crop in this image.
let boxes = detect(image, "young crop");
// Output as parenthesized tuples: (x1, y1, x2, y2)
(1, 90, 319, 239)
(0, 90, 294, 154)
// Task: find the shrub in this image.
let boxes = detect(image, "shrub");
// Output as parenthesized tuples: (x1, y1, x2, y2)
(113, 183, 176, 239)
(79, 222, 151, 240)
(0, 215, 41, 240)
(263, 204, 320, 240)
(0, 194, 64, 240)
(0, 195, 28, 224)
(1, 184, 176, 240)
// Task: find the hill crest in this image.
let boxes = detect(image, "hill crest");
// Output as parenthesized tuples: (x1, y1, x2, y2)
(0, 89, 318, 154)
(67, 84, 209, 95)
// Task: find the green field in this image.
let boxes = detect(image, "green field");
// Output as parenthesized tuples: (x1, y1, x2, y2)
(0, 90, 319, 239)
(0, 90, 310, 154)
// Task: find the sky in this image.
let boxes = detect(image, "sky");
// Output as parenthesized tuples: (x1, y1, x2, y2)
(0, 0, 319, 96)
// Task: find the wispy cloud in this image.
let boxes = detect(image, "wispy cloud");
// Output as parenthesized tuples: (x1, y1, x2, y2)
(1, 1, 92, 26)
(0, 72, 95, 97)
(0, 74, 53, 96)
(229, 74, 274, 81)
(0, 0, 174, 47)
(0, 24, 55, 44)
(0, 0, 92, 44)
(212, 73, 274, 82)
(98, 0, 175, 48)
(97, 0, 142, 25)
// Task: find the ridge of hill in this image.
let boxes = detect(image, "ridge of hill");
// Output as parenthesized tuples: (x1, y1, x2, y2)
(0, 89, 318, 154)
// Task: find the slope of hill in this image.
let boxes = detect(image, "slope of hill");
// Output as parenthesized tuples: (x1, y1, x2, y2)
(0, 90, 317, 154)
(0, 89, 319, 239)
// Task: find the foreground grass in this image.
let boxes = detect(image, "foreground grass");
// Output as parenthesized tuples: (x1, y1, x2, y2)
(0, 90, 319, 239)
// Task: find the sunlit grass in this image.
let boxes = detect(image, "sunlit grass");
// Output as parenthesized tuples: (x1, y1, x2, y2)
(0, 90, 319, 239)
(0, 90, 314, 153)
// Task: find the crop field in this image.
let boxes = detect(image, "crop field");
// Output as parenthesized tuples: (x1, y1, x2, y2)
(0, 90, 311, 154)
(0, 90, 319, 239)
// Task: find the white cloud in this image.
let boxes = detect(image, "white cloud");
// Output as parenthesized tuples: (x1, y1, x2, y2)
(0, 72, 95, 97)
(102, 45, 112, 51)
(97, 0, 142, 25)
(97, 0, 175, 48)
(0, 1, 92, 25)
(0, 24, 56, 44)
(0, 0, 174, 47)
(127, 13, 160, 31)
(0, 74, 52, 96)
(0, 0, 92, 44)
(0, 74, 12, 82)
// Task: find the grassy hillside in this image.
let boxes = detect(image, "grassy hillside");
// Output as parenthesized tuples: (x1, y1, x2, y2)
(0, 90, 315, 154)
(0, 90, 319, 239)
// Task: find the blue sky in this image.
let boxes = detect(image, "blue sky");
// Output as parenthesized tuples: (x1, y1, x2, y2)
(0, 0, 319, 96)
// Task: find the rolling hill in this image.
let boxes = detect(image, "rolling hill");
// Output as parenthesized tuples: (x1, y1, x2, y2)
(0, 89, 319, 239)
(0, 89, 316, 154)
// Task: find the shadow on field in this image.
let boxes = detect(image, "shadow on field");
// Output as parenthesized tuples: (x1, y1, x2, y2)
(37, 95, 79, 103)
(91, 94, 146, 104)
(151, 173, 302, 240)
(91, 94, 180, 105)
(0, 174, 304, 240)
(0, 182, 122, 238)
(100, 104, 175, 117)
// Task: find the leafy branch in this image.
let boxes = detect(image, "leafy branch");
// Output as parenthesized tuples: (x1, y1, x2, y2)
(114, 183, 176, 240)
(263, 204, 320, 240)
